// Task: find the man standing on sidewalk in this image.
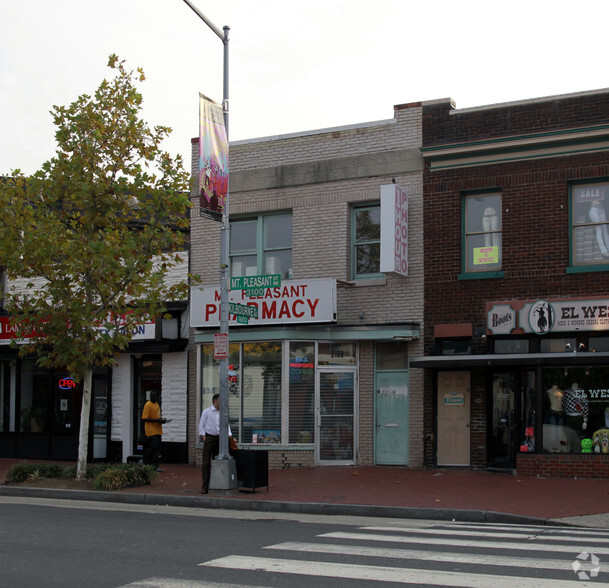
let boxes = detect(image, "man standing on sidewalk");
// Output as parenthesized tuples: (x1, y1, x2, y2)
(199, 393, 233, 494)
(141, 391, 167, 472)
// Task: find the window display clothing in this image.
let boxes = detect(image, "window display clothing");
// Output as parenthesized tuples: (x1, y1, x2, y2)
(545, 385, 564, 425)
(482, 207, 499, 247)
(588, 201, 609, 257)
(563, 383, 589, 430)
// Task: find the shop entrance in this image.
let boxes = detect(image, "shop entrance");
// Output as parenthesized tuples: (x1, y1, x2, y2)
(316, 369, 356, 464)
(133, 356, 162, 455)
(437, 371, 470, 466)
(489, 371, 535, 469)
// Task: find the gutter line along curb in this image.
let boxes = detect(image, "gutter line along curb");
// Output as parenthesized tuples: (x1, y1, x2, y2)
(0, 485, 556, 526)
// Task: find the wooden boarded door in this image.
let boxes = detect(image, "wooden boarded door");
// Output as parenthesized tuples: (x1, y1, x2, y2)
(437, 371, 470, 466)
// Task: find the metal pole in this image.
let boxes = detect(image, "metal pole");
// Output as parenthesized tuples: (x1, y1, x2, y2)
(182, 1, 235, 488)
(217, 24, 230, 460)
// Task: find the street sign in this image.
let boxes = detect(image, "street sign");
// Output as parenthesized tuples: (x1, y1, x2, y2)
(230, 274, 281, 296)
(213, 333, 228, 359)
(228, 302, 259, 319)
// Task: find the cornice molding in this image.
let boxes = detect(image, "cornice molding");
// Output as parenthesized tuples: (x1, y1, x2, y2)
(422, 124, 609, 170)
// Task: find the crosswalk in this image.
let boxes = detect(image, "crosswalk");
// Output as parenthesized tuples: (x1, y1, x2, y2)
(199, 521, 606, 586)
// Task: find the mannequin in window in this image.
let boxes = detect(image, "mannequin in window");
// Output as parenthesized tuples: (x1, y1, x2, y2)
(588, 200, 609, 257)
(482, 207, 499, 247)
(563, 383, 589, 430)
(545, 384, 564, 425)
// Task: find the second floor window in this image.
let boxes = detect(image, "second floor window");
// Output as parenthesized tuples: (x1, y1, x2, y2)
(571, 181, 609, 267)
(464, 193, 502, 273)
(230, 213, 292, 279)
(352, 204, 381, 278)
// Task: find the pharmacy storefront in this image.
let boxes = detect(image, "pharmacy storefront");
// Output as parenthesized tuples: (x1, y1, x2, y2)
(191, 278, 418, 468)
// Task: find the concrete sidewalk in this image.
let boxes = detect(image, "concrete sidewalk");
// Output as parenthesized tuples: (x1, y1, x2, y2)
(1, 458, 608, 527)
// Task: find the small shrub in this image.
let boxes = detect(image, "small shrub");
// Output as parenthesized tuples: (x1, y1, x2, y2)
(27, 468, 42, 482)
(92, 464, 157, 491)
(6, 460, 157, 490)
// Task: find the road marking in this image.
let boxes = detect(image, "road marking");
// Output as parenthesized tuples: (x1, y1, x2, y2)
(320, 531, 609, 555)
(201, 555, 593, 586)
(362, 525, 609, 544)
(267, 540, 578, 570)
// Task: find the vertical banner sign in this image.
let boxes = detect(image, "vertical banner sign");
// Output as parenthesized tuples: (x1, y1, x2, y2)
(380, 184, 409, 276)
(199, 93, 228, 222)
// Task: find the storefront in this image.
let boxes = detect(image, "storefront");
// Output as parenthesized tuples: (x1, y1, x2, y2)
(191, 279, 419, 468)
(0, 311, 190, 463)
(412, 297, 609, 478)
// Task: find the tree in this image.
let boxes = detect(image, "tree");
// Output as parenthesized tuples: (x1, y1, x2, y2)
(0, 55, 193, 479)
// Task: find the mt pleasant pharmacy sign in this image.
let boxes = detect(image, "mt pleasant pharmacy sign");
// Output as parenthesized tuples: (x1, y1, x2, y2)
(190, 278, 337, 327)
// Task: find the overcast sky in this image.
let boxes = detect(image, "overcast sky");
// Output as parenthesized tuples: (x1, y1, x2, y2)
(2, 0, 608, 175)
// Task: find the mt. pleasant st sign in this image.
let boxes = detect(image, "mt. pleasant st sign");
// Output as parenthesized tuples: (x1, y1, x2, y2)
(190, 278, 337, 327)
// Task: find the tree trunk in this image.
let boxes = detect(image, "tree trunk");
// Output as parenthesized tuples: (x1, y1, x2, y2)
(76, 368, 93, 480)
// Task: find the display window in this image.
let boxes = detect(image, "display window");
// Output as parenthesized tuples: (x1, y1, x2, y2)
(200, 341, 282, 444)
(542, 367, 609, 454)
(288, 341, 315, 444)
(464, 192, 502, 273)
(571, 181, 609, 266)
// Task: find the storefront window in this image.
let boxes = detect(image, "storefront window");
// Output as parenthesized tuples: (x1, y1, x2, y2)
(464, 193, 502, 273)
(318, 343, 356, 366)
(20, 359, 51, 432)
(542, 367, 609, 454)
(289, 342, 315, 443)
(200, 344, 240, 438)
(571, 182, 609, 266)
(201, 342, 281, 444)
(242, 342, 281, 443)
(376, 341, 408, 369)
(0, 360, 15, 432)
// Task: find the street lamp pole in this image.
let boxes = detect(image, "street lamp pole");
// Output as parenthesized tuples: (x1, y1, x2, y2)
(182, 0, 236, 490)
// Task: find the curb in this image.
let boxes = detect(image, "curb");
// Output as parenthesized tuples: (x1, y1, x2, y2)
(0, 485, 559, 527)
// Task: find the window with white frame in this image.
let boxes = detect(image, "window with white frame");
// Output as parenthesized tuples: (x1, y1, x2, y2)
(571, 181, 609, 266)
(230, 213, 292, 279)
(352, 204, 381, 278)
(464, 193, 502, 273)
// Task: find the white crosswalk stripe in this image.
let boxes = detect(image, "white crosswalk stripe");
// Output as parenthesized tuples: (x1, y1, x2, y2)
(200, 522, 606, 586)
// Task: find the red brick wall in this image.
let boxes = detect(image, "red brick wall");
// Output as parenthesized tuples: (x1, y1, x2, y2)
(423, 92, 609, 147)
(423, 152, 609, 352)
(517, 453, 609, 479)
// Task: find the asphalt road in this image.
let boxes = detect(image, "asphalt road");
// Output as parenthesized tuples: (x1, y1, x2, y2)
(1, 497, 606, 587)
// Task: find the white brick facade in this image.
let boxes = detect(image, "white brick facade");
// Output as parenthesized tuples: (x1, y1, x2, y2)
(190, 103, 425, 468)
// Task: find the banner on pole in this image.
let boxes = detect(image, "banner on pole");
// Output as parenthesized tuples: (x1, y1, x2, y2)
(199, 93, 228, 222)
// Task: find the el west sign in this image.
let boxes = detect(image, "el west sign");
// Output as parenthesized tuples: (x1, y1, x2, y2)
(190, 278, 337, 327)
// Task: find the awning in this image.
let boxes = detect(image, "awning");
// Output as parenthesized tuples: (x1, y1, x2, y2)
(409, 351, 609, 369)
(195, 323, 420, 344)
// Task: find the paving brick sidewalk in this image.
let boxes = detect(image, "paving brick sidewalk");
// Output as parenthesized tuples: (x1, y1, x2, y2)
(3, 458, 608, 523)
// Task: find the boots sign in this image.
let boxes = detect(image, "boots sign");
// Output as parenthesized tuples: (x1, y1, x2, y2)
(487, 297, 609, 335)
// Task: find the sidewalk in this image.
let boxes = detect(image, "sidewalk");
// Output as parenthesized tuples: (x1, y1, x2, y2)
(1, 458, 608, 527)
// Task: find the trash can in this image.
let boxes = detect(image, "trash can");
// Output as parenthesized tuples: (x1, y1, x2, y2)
(234, 449, 268, 493)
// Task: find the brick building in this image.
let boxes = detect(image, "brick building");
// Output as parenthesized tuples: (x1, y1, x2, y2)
(189, 103, 425, 469)
(413, 90, 609, 478)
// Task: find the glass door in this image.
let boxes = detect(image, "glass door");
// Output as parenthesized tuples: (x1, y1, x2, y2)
(316, 369, 356, 464)
(490, 373, 516, 468)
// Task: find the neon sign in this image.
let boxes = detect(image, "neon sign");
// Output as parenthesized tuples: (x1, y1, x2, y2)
(59, 377, 76, 390)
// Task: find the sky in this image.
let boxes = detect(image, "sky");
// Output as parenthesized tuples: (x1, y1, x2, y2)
(2, 0, 609, 175)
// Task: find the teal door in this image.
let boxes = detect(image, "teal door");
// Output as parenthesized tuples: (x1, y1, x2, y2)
(375, 371, 409, 465)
